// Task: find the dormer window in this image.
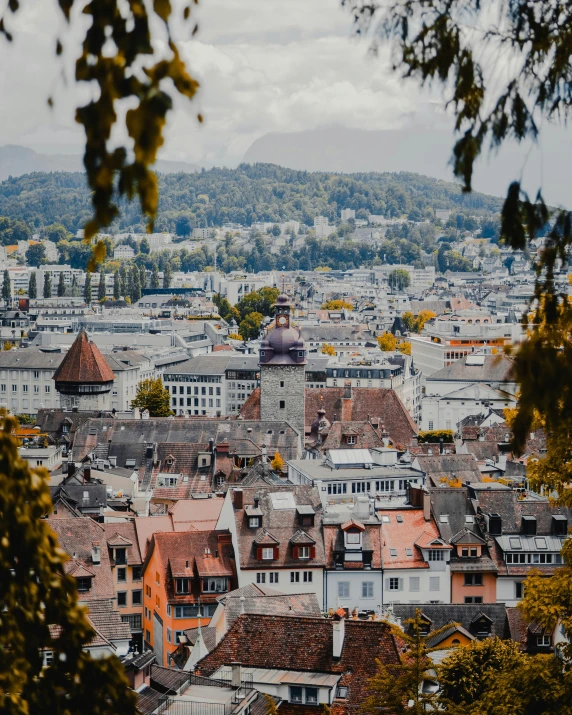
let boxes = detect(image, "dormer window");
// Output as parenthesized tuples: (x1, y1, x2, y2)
(297, 546, 310, 559)
(346, 530, 361, 546)
(260, 547, 275, 560)
(115, 548, 126, 565)
(76, 577, 92, 592)
(249, 517, 261, 528)
(176, 578, 190, 594)
(346, 435, 356, 445)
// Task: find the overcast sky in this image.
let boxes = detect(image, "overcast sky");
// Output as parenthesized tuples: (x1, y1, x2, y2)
(1, 0, 571, 206)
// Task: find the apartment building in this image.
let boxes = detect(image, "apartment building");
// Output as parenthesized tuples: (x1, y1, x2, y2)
(0, 349, 64, 413)
(314, 216, 330, 238)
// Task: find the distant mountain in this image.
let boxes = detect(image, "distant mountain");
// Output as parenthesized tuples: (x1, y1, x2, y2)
(243, 125, 572, 208)
(0, 145, 200, 182)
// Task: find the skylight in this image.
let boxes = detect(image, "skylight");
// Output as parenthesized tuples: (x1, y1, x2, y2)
(535, 537, 547, 549)
(396, 515, 404, 523)
(439, 515, 449, 523)
(270, 492, 297, 510)
(509, 537, 522, 549)
(381, 515, 390, 523)
(390, 548, 397, 556)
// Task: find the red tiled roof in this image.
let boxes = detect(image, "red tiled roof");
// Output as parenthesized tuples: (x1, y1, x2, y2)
(241, 388, 417, 447)
(381, 509, 440, 569)
(197, 614, 401, 714)
(52, 329, 115, 384)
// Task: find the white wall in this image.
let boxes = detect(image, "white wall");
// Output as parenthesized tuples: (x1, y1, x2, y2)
(325, 571, 383, 613)
(383, 567, 451, 605)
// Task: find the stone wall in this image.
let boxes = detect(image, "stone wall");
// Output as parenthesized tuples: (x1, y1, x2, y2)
(260, 364, 305, 437)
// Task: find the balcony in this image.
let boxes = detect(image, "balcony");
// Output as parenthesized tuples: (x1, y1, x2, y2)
(155, 672, 254, 715)
(121, 613, 142, 631)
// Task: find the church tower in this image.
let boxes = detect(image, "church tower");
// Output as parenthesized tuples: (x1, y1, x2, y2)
(53, 329, 115, 411)
(259, 294, 306, 437)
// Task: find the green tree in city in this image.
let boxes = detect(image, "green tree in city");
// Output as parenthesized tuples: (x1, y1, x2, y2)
(150, 263, 160, 290)
(401, 311, 416, 332)
(140, 237, 151, 255)
(131, 377, 172, 416)
(25, 242, 46, 268)
(57, 271, 65, 297)
(130, 265, 141, 303)
(377, 332, 398, 352)
(70, 274, 79, 297)
(119, 264, 128, 297)
(239, 312, 264, 341)
(84, 272, 92, 304)
(271, 224, 281, 236)
(2, 270, 11, 305)
(163, 262, 172, 289)
(236, 287, 280, 321)
(97, 268, 106, 301)
(0, 414, 138, 715)
(113, 271, 120, 300)
(388, 268, 411, 292)
(362, 610, 453, 715)
(28, 271, 37, 300)
(138, 264, 147, 291)
(42, 272, 52, 299)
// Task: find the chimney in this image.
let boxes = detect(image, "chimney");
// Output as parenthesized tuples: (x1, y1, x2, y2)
(261, 444, 267, 463)
(254, 497, 260, 509)
(233, 489, 243, 510)
(84, 467, 91, 482)
(333, 612, 345, 659)
(343, 381, 352, 400)
(439, 438, 444, 455)
(423, 491, 431, 521)
(91, 541, 101, 564)
(231, 662, 242, 688)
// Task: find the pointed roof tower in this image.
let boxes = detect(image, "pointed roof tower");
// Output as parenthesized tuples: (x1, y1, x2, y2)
(53, 329, 115, 390)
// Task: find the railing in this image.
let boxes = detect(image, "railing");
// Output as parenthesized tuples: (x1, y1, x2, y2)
(156, 697, 233, 715)
(121, 614, 142, 630)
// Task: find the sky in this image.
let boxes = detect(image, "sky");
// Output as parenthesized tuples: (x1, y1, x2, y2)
(0, 0, 571, 206)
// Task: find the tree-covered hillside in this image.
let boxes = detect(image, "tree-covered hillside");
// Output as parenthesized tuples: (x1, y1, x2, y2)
(0, 164, 502, 233)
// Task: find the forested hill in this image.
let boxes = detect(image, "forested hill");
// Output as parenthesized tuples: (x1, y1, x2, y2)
(0, 163, 502, 233)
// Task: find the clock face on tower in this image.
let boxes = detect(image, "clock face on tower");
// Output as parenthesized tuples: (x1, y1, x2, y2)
(277, 314, 289, 327)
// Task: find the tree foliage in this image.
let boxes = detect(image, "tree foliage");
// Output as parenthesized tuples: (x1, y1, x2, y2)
(271, 452, 284, 472)
(131, 377, 172, 417)
(28, 271, 36, 299)
(388, 268, 410, 291)
(321, 343, 337, 356)
(239, 312, 264, 341)
(362, 610, 454, 715)
(321, 299, 354, 310)
(42, 272, 52, 299)
(236, 287, 280, 321)
(377, 331, 398, 351)
(0, 415, 137, 714)
(1, 0, 200, 263)
(2, 269, 11, 303)
(25, 242, 46, 268)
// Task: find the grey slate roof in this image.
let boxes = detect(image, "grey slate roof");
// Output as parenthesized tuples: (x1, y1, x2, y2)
(426, 354, 514, 384)
(393, 603, 508, 639)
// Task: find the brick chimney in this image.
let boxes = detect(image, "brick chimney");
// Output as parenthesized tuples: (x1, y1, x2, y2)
(91, 540, 101, 564)
(423, 491, 431, 521)
(233, 488, 244, 510)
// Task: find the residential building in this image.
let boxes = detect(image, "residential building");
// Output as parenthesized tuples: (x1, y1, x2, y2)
(141, 529, 236, 666)
(0, 349, 63, 413)
(218, 486, 325, 604)
(314, 216, 330, 238)
(340, 208, 356, 222)
(114, 244, 136, 259)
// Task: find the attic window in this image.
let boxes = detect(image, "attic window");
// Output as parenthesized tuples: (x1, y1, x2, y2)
(76, 577, 91, 592)
(439, 515, 449, 523)
(509, 537, 522, 549)
(406, 548, 413, 556)
(125, 459, 136, 468)
(465, 515, 475, 524)
(535, 537, 547, 549)
(176, 578, 190, 594)
(166, 458, 173, 466)
(390, 548, 397, 556)
(267, 430, 273, 434)
(396, 515, 404, 523)
(381, 516, 390, 523)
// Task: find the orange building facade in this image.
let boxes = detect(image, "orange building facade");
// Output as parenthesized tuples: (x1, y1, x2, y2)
(450, 535, 497, 604)
(142, 529, 235, 666)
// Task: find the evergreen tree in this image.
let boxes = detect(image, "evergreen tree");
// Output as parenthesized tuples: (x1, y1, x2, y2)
(150, 262, 160, 289)
(138, 264, 146, 291)
(71, 274, 79, 297)
(113, 271, 120, 300)
(2, 269, 11, 304)
(140, 236, 151, 254)
(84, 272, 92, 304)
(163, 262, 172, 289)
(28, 271, 37, 299)
(43, 272, 52, 299)
(57, 271, 65, 297)
(97, 268, 106, 301)
(130, 265, 141, 303)
(120, 264, 128, 297)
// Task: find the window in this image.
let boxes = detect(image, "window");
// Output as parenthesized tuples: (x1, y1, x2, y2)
(256, 573, 266, 584)
(461, 548, 469, 557)
(22, 385, 27, 393)
(362, 581, 374, 598)
(338, 581, 350, 598)
(132, 590, 142, 605)
(409, 576, 420, 592)
(428, 550, 445, 561)
(155, 571, 160, 584)
(537, 635, 551, 647)
(346, 531, 361, 544)
(33, 371, 39, 379)
(390, 548, 397, 557)
(115, 548, 126, 565)
(515, 582, 524, 599)
(405, 548, 413, 556)
(270, 572, 279, 583)
(117, 568, 126, 582)
(290, 687, 318, 705)
(303, 571, 313, 582)
(428, 421, 434, 430)
(261, 547, 274, 560)
(176, 578, 190, 594)
(45, 385, 50, 393)
(464, 574, 483, 586)
(337, 687, 348, 699)
(470, 548, 478, 557)
(167, 628, 172, 644)
(279, 400, 285, 409)
(249, 517, 260, 528)
(44, 651, 54, 666)
(155, 595, 160, 608)
(145, 585, 151, 598)
(298, 546, 310, 559)
(132, 566, 142, 581)
(11, 385, 17, 393)
(76, 577, 91, 592)
(291, 572, 300, 583)
(117, 592, 127, 607)
(202, 577, 227, 593)
(388, 577, 400, 591)
(429, 576, 440, 591)
(346, 435, 356, 445)
(0, 384, 4, 392)
(464, 596, 483, 604)
(280, 381, 284, 388)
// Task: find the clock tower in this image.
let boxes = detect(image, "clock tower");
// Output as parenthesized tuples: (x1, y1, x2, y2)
(259, 294, 306, 440)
